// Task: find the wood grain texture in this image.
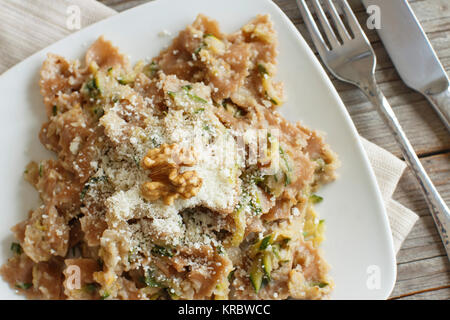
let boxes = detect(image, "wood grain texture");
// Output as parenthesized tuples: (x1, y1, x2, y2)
(99, 0, 450, 300)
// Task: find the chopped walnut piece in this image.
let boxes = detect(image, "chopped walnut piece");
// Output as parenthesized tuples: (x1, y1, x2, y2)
(141, 143, 202, 205)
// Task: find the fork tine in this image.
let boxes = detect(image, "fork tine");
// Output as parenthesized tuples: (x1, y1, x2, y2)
(336, 0, 365, 39)
(323, 0, 351, 41)
(309, 0, 339, 48)
(296, 0, 330, 55)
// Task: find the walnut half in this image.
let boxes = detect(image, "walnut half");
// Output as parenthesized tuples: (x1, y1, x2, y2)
(141, 143, 202, 205)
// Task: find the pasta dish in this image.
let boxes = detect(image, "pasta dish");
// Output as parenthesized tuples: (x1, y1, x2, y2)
(1, 14, 338, 300)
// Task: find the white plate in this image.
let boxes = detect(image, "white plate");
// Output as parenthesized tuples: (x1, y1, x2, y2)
(0, 0, 396, 299)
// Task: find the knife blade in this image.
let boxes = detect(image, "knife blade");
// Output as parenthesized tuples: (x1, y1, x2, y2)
(362, 0, 450, 131)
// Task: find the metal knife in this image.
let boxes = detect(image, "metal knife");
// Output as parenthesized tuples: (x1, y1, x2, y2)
(362, 0, 450, 131)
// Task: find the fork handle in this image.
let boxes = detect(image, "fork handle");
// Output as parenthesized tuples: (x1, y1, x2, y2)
(361, 76, 450, 259)
(423, 86, 450, 132)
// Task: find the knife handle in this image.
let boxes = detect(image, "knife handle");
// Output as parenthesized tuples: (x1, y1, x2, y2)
(424, 86, 450, 132)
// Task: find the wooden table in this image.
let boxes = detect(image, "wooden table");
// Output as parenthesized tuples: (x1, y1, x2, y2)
(100, 0, 450, 300)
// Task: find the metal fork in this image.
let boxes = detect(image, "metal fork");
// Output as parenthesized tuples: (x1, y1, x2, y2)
(296, 0, 450, 259)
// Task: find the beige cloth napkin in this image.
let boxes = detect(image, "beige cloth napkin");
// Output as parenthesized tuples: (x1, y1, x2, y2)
(0, 0, 418, 253)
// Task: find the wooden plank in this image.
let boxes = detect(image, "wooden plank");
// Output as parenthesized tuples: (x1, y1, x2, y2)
(397, 216, 447, 264)
(393, 286, 450, 300)
(390, 256, 450, 298)
(409, 0, 450, 23)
